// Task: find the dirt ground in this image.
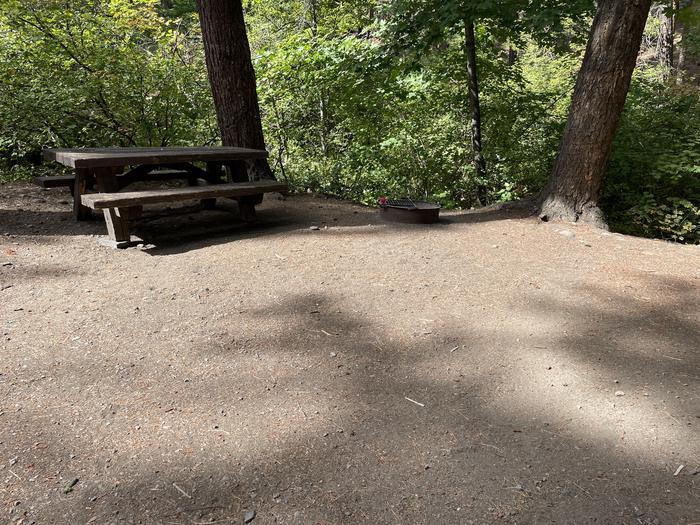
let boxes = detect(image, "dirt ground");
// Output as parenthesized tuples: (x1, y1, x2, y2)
(0, 182, 698, 525)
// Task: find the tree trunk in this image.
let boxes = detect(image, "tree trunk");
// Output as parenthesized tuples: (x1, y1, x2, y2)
(196, 0, 273, 180)
(537, 0, 652, 227)
(676, 0, 693, 75)
(306, 0, 329, 157)
(507, 46, 517, 66)
(463, 19, 487, 185)
(657, 2, 675, 77)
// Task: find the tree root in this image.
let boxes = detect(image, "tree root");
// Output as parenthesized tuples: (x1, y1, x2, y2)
(537, 195, 609, 231)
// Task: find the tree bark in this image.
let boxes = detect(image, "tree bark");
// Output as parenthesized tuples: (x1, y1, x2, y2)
(306, 0, 329, 157)
(507, 46, 517, 66)
(537, 0, 652, 227)
(676, 0, 693, 74)
(463, 19, 487, 185)
(196, 0, 273, 180)
(657, 2, 675, 77)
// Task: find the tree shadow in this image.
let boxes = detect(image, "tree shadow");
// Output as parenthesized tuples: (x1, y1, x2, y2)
(4, 273, 698, 524)
(2, 184, 536, 252)
(441, 199, 537, 225)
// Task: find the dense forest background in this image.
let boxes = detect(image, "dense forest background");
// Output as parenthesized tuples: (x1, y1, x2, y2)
(1, 0, 699, 243)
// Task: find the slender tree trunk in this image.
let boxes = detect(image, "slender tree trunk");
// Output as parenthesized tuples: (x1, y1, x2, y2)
(306, 0, 329, 157)
(507, 46, 517, 66)
(196, 0, 273, 180)
(676, 0, 693, 75)
(463, 19, 486, 185)
(658, 2, 675, 77)
(537, 0, 652, 227)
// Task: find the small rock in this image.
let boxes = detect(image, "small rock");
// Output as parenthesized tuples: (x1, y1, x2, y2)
(615, 391, 625, 397)
(558, 230, 576, 239)
(329, 352, 337, 358)
(309, 226, 320, 231)
(244, 510, 256, 523)
(614, 380, 619, 383)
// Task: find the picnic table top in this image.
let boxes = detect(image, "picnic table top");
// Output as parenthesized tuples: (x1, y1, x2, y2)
(43, 147, 269, 169)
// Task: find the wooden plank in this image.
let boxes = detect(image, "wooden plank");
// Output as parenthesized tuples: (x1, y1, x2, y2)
(81, 180, 288, 210)
(44, 147, 269, 169)
(32, 175, 75, 189)
(95, 167, 131, 244)
(73, 168, 93, 221)
(117, 169, 193, 189)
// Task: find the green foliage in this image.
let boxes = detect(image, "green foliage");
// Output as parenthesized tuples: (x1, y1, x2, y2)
(251, 2, 585, 207)
(0, 0, 698, 244)
(0, 0, 216, 176)
(603, 76, 700, 243)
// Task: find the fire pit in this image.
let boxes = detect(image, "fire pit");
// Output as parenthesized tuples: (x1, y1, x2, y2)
(379, 198, 441, 224)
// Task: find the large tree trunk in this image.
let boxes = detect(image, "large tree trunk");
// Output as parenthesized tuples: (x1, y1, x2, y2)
(463, 19, 487, 188)
(196, 0, 273, 180)
(538, 0, 652, 227)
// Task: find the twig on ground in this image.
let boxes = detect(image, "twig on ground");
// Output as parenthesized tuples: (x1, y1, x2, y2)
(453, 409, 470, 422)
(479, 443, 503, 453)
(573, 482, 592, 498)
(405, 397, 425, 407)
(173, 482, 192, 499)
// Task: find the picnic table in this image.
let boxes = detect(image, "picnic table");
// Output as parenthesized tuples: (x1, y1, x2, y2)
(41, 147, 288, 247)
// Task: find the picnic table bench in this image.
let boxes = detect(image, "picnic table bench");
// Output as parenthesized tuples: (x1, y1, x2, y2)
(42, 147, 288, 248)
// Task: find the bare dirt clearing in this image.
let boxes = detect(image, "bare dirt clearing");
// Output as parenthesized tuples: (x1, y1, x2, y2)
(1, 182, 698, 524)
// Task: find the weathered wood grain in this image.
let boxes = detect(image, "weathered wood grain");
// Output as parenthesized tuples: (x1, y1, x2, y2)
(81, 180, 287, 210)
(43, 147, 269, 169)
(32, 175, 75, 190)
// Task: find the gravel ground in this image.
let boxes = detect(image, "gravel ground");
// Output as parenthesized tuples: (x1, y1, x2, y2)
(1, 182, 699, 525)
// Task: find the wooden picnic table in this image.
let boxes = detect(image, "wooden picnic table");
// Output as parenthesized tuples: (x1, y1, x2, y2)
(42, 147, 287, 247)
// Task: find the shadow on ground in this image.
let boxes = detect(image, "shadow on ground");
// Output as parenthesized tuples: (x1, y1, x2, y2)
(4, 272, 697, 524)
(1, 184, 539, 255)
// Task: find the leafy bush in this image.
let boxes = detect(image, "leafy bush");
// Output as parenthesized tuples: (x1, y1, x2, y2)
(603, 76, 700, 243)
(1, 0, 698, 244)
(0, 0, 216, 177)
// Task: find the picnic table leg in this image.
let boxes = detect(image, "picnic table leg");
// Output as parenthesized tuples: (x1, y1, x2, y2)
(73, 168, 93, 221)
(201, 161, 225, 210)
(228, 160, 262, 223)
(95, 167, 137, 248)
(237, 196, 258, 223)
